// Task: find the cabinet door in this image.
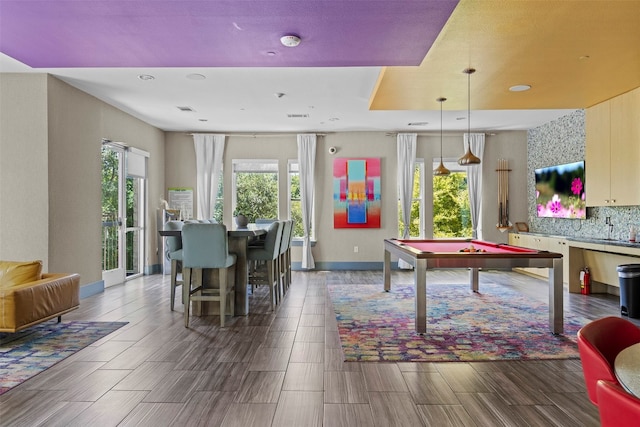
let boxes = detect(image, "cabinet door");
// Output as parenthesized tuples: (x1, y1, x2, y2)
(529, 235, 549, 251)
(509, 233, 532, 248)
(610, 88, 640, 206)
(585, 101, 611, 206)
(547, 237, 569, 284)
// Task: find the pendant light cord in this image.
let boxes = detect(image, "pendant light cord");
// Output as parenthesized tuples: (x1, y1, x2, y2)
(440, 99, 444, 162)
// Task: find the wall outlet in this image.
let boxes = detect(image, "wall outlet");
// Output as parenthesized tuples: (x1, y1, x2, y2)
(353, 246, 359, 253)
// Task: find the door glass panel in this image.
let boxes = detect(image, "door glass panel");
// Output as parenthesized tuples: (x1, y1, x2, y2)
(102, 143, 126, 288)
(125, 175, 143, 277)
(101, 146, 122, 274)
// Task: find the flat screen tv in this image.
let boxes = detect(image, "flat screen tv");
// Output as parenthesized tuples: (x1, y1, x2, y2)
(535, 160, 586, 219)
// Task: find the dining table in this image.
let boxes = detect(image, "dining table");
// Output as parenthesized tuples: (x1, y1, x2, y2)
(614, 342, 640, 398)
(158, 222, 266, 316)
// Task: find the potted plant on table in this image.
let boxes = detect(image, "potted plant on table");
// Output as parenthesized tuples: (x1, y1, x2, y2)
(233, 209, 249, 228)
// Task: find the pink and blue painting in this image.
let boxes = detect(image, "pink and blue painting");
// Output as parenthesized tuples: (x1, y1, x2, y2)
(333, 158, 381, 228)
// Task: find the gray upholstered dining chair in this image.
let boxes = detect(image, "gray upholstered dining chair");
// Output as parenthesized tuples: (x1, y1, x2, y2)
(181, 223, 237, 327)
(277, 220, 294, 297)
(255, 218, 277, 225)
(247, 220, 283, 310)
(165, 220, 184, 311)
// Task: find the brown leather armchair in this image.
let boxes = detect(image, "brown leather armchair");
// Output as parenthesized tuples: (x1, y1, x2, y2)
(0, 260, 80, 332)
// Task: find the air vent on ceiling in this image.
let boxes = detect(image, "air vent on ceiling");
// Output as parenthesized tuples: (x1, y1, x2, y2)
(177, 106, 195, 112)
(287, 113, 310, 118)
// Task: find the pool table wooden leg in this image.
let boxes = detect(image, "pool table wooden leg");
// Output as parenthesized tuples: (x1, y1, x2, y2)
(415, 259, 427, 334)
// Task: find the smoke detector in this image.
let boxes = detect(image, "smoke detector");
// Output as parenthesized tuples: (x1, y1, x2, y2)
(280, 34, 301, 47)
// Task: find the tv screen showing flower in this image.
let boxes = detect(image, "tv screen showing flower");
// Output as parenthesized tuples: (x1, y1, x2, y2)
(535, 161, 586, 219)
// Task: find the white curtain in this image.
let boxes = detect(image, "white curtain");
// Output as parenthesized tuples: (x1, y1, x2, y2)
(464, 133, 485, 239)
(193, 134, 225, 220)
(397, 133, 417, 269)
(297, 134, 316, 269)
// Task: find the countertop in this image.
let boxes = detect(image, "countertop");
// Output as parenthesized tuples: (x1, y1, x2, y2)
(514, 231, 640, 249)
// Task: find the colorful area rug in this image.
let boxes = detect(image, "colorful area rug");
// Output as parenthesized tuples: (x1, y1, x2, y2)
(0, 320, 128, 395)
(328, 283, 588, 362)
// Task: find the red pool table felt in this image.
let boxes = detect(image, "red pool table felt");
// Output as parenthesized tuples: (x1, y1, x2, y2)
(394, 239, 538, 254)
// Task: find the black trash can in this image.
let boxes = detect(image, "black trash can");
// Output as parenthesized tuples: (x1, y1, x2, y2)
(617, 264, 640, 318)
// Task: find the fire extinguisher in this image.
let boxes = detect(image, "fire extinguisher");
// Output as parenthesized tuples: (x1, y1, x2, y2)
(580, 267, 591, 295)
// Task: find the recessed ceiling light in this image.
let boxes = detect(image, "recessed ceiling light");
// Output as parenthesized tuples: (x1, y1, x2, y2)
(186, 73, 206, 80)
(137, 74, 155, 81)
(198, 119, 208, 122)
(408, 122, 429, 126)
(266, 51, 276, 56)
(275, 92, 285, 98)
(579, 55, 591, 60)
(509, 84, 531, 92)
(280, 34, 301, 47)
(328, 117, 339, 122)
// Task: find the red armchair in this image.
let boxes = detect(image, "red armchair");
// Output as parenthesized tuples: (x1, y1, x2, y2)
(577, 316, 640, 405)
(596, 380, 640, 426)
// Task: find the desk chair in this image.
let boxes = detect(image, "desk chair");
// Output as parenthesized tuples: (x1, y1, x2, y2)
(181, 223, 237, 327)
(165, 220, 184, 311)
(247, 221, 283, 310)
(577, 316, 640, 405)
(596, 380, 640, 426)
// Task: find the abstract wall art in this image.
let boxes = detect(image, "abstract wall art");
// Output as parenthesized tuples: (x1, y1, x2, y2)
(333, 157, 381, 228)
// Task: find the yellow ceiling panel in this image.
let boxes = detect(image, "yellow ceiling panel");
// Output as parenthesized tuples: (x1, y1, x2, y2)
(370, 0, 640, 112)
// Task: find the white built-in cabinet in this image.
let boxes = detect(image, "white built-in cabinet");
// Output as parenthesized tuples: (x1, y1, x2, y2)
(585, 87, 640, 206)
(509, 233, 569, 284)
(510, 233, 640, 294)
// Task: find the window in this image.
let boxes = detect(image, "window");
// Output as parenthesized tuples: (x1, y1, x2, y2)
(288, 160, 314, 240)
(398, 159, 424, 238)
(232, 160, 279, 221)
(213, 169, 223, 223)
(433, 160, 472, 238)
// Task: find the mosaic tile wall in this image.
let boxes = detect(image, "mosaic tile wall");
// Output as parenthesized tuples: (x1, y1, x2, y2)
(527, 109, 640, 240)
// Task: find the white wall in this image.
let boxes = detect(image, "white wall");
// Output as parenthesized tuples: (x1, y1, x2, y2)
(0, 74, 50, 267)
(1, 73, 165, 285)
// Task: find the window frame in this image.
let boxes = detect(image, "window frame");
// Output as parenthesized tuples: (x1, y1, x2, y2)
(231, 159, 279, 220)
(398, 158, 425, 238)
(432, 158, 472, 239)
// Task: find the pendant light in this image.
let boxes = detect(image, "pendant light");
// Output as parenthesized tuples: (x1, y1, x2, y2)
(433, 97, 450, 176)
(458, 68, 481, 166)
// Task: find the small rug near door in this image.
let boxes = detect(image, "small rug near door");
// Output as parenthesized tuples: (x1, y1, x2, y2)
(0, 320, 128, 395)
(328, 283, 588, 362)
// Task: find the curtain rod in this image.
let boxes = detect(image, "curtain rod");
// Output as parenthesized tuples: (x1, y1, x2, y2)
(386, 132, 491, 137)
(187, 133, 327, 137)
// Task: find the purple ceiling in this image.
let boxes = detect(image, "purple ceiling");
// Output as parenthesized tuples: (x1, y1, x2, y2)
(0, 1, 459, 68)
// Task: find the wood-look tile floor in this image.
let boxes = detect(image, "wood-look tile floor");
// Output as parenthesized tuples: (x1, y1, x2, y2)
(2, 269, 636, 426)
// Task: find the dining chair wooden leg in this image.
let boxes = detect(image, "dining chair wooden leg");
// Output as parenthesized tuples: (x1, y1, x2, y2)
(267, 261, 276, 310)
(219, 267, 227, 328)
(183, 267, 192, 327)
(170, 259, 181, 311)
(229, 265, 236, 317)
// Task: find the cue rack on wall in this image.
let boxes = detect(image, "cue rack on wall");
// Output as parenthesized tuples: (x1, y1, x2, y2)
(497, 159, 512, 231)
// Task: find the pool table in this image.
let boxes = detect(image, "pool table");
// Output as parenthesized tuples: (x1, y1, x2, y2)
(383, 238, 564, 335)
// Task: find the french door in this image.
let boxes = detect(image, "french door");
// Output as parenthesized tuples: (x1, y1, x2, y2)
(102, 142, 147, 287)
(102, 144, 126, 287)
